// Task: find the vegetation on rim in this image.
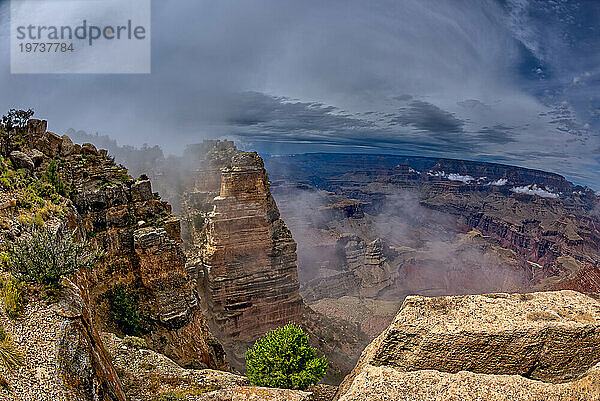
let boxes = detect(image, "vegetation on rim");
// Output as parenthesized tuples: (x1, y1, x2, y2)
(246, 323, 327, 390)
(4, 227, 101, 289)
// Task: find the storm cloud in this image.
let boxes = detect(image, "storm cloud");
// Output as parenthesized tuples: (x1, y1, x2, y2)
(0, 0, 599, 187)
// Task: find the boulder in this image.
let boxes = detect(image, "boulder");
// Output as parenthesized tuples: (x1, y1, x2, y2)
(9, 150, 34, 171)
(28, 148, 45, 166)
(35, 131, 62, 157)
(61, 134, 75, 156)
(336, 290, 600, 400)
(81, 142, 99, 156)
(131, 179, 153, 202)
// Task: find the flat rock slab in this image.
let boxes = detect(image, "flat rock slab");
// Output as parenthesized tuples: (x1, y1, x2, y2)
(198, 386, 313, 400)
(338, 364, 600, 401)
(337, 290, 600, 399)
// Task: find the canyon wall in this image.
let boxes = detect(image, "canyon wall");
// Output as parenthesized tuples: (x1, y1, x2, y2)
(27, 120, 227, 370)
(267, 153, 600, 298)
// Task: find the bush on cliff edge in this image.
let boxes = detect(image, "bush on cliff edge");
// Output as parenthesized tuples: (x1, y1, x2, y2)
(5, 227, 100, 289)
(246, 323, 327, 390)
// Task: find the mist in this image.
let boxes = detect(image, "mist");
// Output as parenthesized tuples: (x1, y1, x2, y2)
(270, 184, 528, 303)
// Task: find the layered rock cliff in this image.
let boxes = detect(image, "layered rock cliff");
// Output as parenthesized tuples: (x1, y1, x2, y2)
(335, 290, 600, 400)
(179, 144, 303, 354)
(175, 142, 366, 380)
(44, 122, 228, 371)
(0, 119, 230, 399)
(190, 151, 302, 340)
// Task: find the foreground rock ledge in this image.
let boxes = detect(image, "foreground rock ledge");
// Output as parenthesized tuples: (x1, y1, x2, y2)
(339, 364, 600, 401)
(336, 290, 600, 400)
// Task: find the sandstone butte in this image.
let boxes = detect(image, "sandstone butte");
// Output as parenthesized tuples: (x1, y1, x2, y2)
(335, 290, 600, 401)
(183, 150, 303, 341)
(179, 142, 366, 375)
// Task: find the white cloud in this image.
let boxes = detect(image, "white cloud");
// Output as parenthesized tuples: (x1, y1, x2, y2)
(490, 178, 508, 186)
(427, 171, 475, 184)
(511, 184, 559, 198)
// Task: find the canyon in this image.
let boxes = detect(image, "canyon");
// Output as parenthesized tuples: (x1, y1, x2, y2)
(265, 153, 600, 340)
(12, 124, 594, 400)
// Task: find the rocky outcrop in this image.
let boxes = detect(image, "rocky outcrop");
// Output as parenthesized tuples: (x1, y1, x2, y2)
(19, 120, 227, 371)
(302, 236, 393, 301)
(102, 332, 314, 401)
(178, 145, 303, 363)
(341, 236, 392, 298)
(198, 152, 302, 340)
(178, 142, 365, 380)
(336, 290, 600, 400)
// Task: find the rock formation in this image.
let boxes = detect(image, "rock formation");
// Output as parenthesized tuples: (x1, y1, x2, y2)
(10, 120, 227, 372)
(197, 152, 303, 340)
(180, 144, 302, 353)
(177, 142, 365, 379)
(335, 290, 600, 400)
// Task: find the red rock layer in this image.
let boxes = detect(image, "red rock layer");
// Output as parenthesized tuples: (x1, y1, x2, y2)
(198, 152, 303, 339)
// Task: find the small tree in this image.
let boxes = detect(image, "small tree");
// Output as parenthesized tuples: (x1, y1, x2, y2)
(0, 108, 34, 155)
(107, 284, 145, 336)
(5, 226, 101, 288)
(0, 109, 34, 133)
(246, 323, 327, 390)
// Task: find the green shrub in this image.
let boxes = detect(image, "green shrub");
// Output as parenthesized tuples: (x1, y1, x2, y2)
(246, 323, 327, 390)
(42, 160, 71, 198)
(107, 284, 145, 336)
(5, 227, 101, 288)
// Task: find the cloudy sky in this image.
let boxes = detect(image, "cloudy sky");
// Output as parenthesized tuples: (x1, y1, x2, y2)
(1, 0, 599, 187)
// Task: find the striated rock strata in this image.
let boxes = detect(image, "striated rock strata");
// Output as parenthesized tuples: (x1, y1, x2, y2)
(179, 142, 365, 379)
(336, 290, 600, 400)
(197, 152, 302, 340)
(23, 120, 227, 371)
